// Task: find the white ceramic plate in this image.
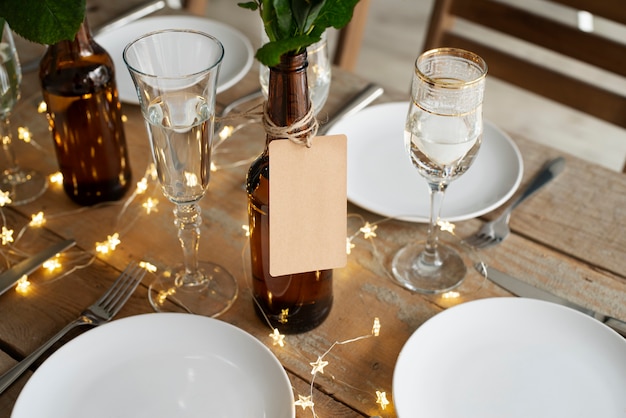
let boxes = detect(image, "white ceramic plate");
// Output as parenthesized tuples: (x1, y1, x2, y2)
(326, 102, 523, 222)
(12, 313, 295, 418)
(95, 15, 254, 104)
(393, 298, 626, 418)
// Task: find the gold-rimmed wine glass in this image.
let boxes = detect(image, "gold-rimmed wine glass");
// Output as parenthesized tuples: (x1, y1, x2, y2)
(392, 48, 487, 294)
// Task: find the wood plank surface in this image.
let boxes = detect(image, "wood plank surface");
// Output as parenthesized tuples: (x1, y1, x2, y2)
(1, 12, 625, 418)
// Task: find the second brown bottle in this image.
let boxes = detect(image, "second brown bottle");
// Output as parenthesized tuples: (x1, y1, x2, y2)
(39, 18, 131, 206)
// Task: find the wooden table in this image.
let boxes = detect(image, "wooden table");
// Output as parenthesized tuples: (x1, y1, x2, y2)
(1, 13, 626, 418)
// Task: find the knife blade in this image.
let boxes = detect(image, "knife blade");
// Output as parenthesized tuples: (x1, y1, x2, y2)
(318, 83, 384, 135)
(0, 239, 76, 296)
(477, 263, 626, 337)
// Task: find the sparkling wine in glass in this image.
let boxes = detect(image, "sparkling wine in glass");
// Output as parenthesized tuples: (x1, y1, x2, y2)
(0, 22, 47, 205)
(124, 29, 237, 316)
(392, 48, 487, 294)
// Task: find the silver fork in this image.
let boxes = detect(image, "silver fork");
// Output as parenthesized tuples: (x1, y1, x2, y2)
(463, 157, 565, 249)
(0, 262, 146, 394)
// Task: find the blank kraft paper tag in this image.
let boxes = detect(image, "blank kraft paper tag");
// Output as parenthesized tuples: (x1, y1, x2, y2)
(269, 134, 347, 276)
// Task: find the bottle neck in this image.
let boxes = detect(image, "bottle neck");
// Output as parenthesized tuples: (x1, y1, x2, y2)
(266, 51, 311, 131)
(53, 18, 95, 55)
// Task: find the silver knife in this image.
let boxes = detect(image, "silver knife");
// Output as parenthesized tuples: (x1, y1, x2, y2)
(477, 263, 626, 337)
(0, 239, 76, 296)
(318, 83, 384, 135)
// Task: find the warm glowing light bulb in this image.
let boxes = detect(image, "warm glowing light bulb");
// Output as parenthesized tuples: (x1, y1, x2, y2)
(17, 126, 32, 143)
(438, 220, 455, 233)
(372, 317, 381, 336)
(38, 101, 47, 113)
(346, 237, 355, 254)
(139, 261, 157, 273)
(269, 328, 285, 347)
(43, 258, 61, 272)
(142, 198, 159, 214)
(360, 222, 378, 239)
(136, 178, 148, 194)
(1, 226, 14, 245)
(16, 275, 30, 293)
(442, 291, 460, 299)
(294, 395, 314, 411)
(310, 357, 329, 375)
(0, 190, 11, 206)
(30, 211, 46, 227)
(219, 125, 234, 141)
(376, 391, 390, 410)
(242, 225, 250, 237)
(49, 172, 63, 185)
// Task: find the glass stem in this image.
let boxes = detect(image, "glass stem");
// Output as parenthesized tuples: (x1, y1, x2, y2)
(0, 116, 19, 176)
(174, 203, 203, 285)
(422, 181, 448, 267)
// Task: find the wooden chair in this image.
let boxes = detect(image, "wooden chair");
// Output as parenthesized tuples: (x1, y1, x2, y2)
(423, 0, 626, 172)
(183, 0, 371, 72)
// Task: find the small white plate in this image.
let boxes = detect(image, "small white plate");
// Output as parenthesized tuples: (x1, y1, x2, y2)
(12, 313, 295, 418)
(326, 102, 523, 222)
(393, 298, 626, 418)
(95, 15, 254, 104)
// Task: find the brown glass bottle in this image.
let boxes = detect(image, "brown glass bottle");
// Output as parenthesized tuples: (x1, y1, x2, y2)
(39, 19, 131, 206)
(246, 52, 333, 334)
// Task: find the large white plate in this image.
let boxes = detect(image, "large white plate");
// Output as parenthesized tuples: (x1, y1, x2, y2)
(326, 102, 523, 222)
(95, 15, 254, 104)
(393, 298, 626, 418)
(12, 313, 295, 418)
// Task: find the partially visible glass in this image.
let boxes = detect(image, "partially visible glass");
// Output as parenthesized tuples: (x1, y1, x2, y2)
(259, 32, 331, 114)
(392, 48, 487, 294)
(0, 22, 47, 205)
(124, 29, 237, 317)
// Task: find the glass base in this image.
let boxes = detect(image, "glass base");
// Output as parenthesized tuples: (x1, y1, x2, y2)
(392, 241, 466, 294)
(148, 261, 238, 317)
(0, 169, 47, 205)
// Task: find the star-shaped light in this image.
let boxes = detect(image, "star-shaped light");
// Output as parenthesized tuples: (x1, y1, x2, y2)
(38, 101, 47, 113)
(438, 220, 455, 233)
(269, 328, 285, 347)
(0, 190, 11, 206)
(15, 275, 30, 293)
(139, 261, 157, 273)
(17, 126, 32, 143)
(242, 225, 250, 237)
(376, 391, 390, 410)
(372, 317, 381, 336)
(294, 395, 314, 411)
(310, 356, 329, 375)
(346, 237, 355, 254)
(442, 291, 460, 299)
(30, 211, 46, 227)
(96, 233, 121, 254)
(43, 258, 61, 272)
(1, 226, 14, 245)
(360, 222, 378, 239)
(136, 178, 148, 194)
(49, 172, 63, 185)
(278, 308, 289, 324)
(142, 198, 159, 214)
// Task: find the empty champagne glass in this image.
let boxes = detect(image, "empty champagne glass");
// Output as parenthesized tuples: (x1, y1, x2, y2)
(392, 48, 487, 294)
(124, 29, 237, 317)
(0, 22, 47, 205)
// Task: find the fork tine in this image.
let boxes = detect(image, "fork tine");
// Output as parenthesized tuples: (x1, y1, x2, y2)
(98, 262, 146, 314)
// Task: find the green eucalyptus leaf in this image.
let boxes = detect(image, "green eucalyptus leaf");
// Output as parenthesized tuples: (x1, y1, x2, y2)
(0, 0, 85, 45)
(292, 0, 326, 33)
(237, 1, 259, 11)
(315, 0, 360, 29)
(256, 34, 319, 66)
(272, 0, 293, 38)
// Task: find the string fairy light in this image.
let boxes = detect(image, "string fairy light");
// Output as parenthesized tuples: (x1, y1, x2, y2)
(0, 190, 12, 206)
(29, 211, 46, 227)
(49, 172, 63, 185)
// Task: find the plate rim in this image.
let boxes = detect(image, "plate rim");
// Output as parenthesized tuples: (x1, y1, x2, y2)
(94, 14, 254, 104)
(392, 297, 626, 417)
(12, 312, 295, 418)
(329, 101, 524, 223)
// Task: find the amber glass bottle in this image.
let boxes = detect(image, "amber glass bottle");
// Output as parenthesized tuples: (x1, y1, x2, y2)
(39, 19, 131, 206)
(246, 52, 333, 334)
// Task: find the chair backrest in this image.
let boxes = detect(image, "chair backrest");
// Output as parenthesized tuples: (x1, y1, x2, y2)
(423, 0, 626, 172)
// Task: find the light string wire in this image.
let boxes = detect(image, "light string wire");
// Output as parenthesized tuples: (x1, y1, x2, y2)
(1, 105, 489, 417)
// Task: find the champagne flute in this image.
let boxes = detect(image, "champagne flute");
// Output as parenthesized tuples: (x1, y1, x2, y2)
(0, 22, 47, 205)
(123, 29, 237, 317)
(392, 48, 487, 294)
